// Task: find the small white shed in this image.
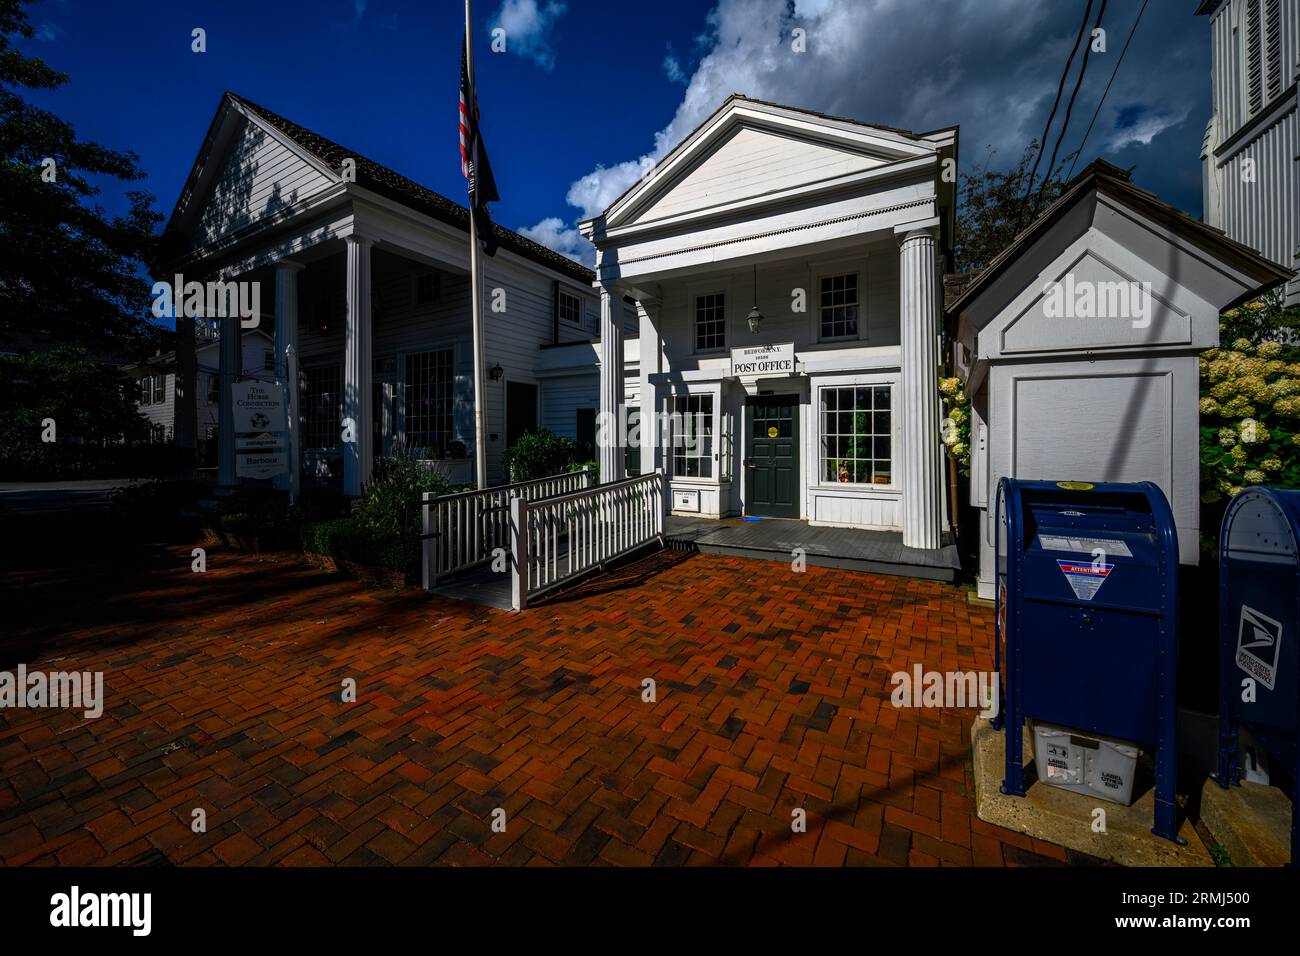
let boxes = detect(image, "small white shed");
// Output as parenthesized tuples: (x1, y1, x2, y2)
(947, 160, 1292, 599)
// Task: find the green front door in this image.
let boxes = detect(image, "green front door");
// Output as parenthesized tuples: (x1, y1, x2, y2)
(745, 395, 799, 518)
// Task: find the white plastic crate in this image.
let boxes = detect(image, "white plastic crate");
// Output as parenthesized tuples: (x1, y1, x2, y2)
(1030, 721, 1141, 805)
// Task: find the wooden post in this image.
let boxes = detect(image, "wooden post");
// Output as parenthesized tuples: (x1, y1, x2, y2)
(510, 494, 528, 610)
(422, 492, 432, 590)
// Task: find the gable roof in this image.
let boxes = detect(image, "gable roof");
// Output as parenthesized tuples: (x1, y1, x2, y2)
(592, 93, 956, 229)
(945, 158, 1293, 317)
(163, 93, 593, 284)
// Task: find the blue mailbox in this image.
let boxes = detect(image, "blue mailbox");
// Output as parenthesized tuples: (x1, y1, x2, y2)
(995, 478, 1181, 843)
(1216, 486, 1298, 865)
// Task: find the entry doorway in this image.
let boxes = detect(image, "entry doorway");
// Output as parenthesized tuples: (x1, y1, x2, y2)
(506, 381, 538, 449)
(372, 356, 398, 465)
(744, 394, 800, 518)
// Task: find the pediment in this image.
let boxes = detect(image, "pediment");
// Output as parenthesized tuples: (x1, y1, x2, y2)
(167, 100, 338, 255)
(993, 242, 1193, 355)
(606, 99, 936, 230)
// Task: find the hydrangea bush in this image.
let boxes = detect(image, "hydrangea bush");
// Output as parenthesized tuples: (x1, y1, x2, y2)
(1199, 337, 1300, 503)
(938, 376, 971, 477)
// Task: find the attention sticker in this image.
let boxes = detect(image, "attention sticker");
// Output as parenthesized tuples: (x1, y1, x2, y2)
(1056, 559, 1113, 601)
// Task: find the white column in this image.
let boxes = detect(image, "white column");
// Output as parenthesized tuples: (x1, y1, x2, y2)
(217, 285, 239, 488)
(343, 235, 374, 497)
(275, 261, 305, 500)
(598, 285, 625, 483)
(898, 223, 944, 550)
(637, 300, 663, 476)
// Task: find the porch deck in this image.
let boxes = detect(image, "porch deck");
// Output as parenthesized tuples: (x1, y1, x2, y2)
(664, 515, 962, 582)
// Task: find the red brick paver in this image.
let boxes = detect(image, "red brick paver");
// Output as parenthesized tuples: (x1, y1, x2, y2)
(0, 544, 1072, 866)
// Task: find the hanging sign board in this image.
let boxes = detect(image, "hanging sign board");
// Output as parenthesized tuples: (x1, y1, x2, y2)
(731, 342, 795, 377)
(233, 380, 288, 478)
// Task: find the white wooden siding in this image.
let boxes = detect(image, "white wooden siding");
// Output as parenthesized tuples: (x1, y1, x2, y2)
(191, 118, 334, 250)
(631, 124, 887, 225)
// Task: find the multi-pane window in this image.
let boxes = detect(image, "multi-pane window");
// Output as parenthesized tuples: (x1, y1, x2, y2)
(414, 272, 439, 306)
(139, 376, 152, 406)
(404, 348, 454, 457)
(558, 288, 581, 325)
(820, 385, 892, 485)
(694, 293, 726, 352)
(304, 365, 342, 450)
(264, 349, 275, 371)
(820, 273, 859, 340)
(668, 395, 713, 478)
(207, 373, 220, 403)
(152, 375, 165, 405)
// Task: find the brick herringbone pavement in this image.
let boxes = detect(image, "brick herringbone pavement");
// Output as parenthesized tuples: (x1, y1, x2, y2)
(0, 544, 1075, 866)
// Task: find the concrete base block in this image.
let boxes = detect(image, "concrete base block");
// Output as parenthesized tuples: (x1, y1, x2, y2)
(971, 717, 1211, 866)
(1199, 778, 1292, 867)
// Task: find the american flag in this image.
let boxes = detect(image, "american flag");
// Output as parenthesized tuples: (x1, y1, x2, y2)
(460, 38, 499, 256)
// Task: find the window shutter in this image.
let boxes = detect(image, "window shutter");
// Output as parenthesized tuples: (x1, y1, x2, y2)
(1263, 0, 1281, 104)
(1246, 0, 1263, 115)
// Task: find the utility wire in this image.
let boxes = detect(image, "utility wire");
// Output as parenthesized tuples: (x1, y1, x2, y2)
(1066, 0, 1151, 180)
(1019, 0, 1095, 230)
(1032, 0, 1109, 219)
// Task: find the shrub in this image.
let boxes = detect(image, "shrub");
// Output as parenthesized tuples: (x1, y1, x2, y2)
(1200, 338, 1300, 505)
(568, 460, 598, 484)
(502, 430, 578, 483)
(350, 445, 452, 575)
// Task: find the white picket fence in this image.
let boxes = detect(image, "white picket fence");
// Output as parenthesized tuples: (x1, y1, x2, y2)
(510, 471, 665, 610)
(421, 469, 593, 588)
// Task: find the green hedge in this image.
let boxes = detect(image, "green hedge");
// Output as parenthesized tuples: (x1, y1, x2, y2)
(300, 516, 413, 576)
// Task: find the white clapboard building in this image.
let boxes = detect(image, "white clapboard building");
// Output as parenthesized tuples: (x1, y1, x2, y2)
(158, 92, 635, 495)
(580, 96, 959, 549)
(1199, 0, 1299, 305)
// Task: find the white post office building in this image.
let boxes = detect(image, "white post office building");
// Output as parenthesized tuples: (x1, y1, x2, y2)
(581, 96, 958, 550)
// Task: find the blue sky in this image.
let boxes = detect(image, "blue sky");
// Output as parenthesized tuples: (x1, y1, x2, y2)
(17, 0, 1212, 267)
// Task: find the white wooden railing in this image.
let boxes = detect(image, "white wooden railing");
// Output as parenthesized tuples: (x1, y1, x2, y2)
(422, 469, 594, 588)
(510, 471, 665, 610)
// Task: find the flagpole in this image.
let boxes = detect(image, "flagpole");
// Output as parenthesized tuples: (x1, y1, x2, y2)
(465, 0, 488, 490)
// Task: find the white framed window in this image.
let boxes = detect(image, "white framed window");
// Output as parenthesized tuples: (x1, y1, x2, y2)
(404, 348, 455, 456)
(667, 394, 714, 479)
(694, 292, 726, 353)
(413, 272, 439, 306)
(819, 272, 860, 341)
(139, 376, 151, 406)
(304, 364, 342, 450)
(263, 349, 275, 371)
(207, 373, 219, 403)
(558, 287, 582, 325)
(819, 384, 893, 486)
(152, 375, 165, 405)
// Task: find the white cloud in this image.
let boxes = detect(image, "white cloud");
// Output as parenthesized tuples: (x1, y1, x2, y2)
(517, 216, 593, 266)
(1107, 107, 1192, 151)
(663, 43, 688, 85)
(35, 22, 62, 42)
(490, 0, 567, 71)
(544, 0, 1204, 224)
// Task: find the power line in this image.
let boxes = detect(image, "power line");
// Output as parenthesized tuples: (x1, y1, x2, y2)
(1019, 0, 1095, 229)
(1033, 0, 1109, 219)
(1066, 0, 1151, 179)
